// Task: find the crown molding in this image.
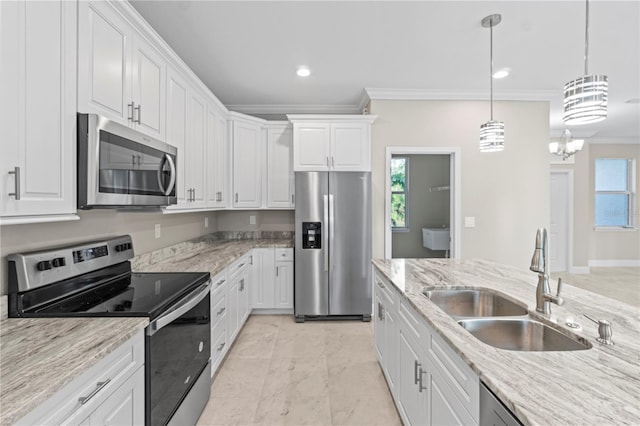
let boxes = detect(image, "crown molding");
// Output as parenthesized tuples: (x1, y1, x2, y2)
(365, 88, 559, 102)
(227, 104, 363, 115)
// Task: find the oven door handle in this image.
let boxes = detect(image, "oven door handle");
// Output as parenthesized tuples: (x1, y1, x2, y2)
(147, 280, 212, 336)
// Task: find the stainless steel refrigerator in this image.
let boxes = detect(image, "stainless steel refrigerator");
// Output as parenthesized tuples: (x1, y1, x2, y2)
(294, 172, 372, 322)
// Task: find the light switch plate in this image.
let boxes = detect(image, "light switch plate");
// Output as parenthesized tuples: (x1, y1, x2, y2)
(249, 215, 256, 225)
(155, 224, 161, 238)
(204, 217, 209, 228)
(464, 217, 476, 228)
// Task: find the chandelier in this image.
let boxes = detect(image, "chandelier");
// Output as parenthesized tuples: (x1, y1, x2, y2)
(549, 129, 585, 160)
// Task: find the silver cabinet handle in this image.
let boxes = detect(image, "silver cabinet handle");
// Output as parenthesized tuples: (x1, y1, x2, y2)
(239, 279, 245, 291)
(216, 307, 226, 316)
(276, 266, 279, 276)
(414, 360, 420, 385)
(128, 102, 135, 121)
(79, 379, 111, 405)
(376, 280, 385, 289)
(235, 193, 238, 203)
(291, 194, 294, 204)
(192, 188, 196, 201)
(249, 255, 253, 265)
(134, 105, 141, 124)
(216, 279, 226, 287)
(418, 367, 427, 392)
(332, 156, 335, 167)
(132, 154, 137, 165)
(237, 263, 245, 270)
(8, 166, 20, 200)
(217, 342, 226, 352)
(326, 156, 329, 167)
(377, 302, 384, 321)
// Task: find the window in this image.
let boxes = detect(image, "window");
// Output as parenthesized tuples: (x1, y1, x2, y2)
(391, 157, 408, 230)
(594, 158, 636, 227)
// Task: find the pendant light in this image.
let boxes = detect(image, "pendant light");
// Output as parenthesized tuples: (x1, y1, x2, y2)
(479, 14, 504, 152)
(563, 0, 608, 125)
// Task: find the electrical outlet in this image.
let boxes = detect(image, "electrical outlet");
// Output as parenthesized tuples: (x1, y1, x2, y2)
(155, 223, 161, 238)
(249, 215, 256, 225)
(464, 217, 476, 228)
(204, 217, 209, 228)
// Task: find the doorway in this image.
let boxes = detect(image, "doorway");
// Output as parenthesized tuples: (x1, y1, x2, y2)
(384, 147, 461, 259)
(549, 170, 573, 272)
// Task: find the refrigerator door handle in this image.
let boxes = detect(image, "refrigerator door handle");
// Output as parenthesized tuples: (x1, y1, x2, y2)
(323, 194, 329, 272)
(329, 193, 335, 271)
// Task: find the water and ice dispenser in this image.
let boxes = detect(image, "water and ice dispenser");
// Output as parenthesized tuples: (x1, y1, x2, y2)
(302, 222, 322, 249)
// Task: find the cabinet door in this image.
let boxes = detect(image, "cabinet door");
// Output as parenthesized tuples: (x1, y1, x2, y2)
(429, 366, 476, 426)
(186, 89, 208, 207)
(87, 367, 145, 426)
(78, 1, 131, 125)
(274, 261, 294, 309)
(398, 330, 428, 426)
(232, 121, 262, 208)
(131, 35, 165, 140)
(331, 123, 370, 171)
(227, 279, 239, 342)
(293, 124, 331, 171)
(266, 127, 294, 208)
(384, 303, 398, 397)
(165, 67, 188, 206)
(1, 0, 76, 218)
(238, 269, 251, 326)
(251, 249, 275, 309)
(206, 106, 228, 208)
(374, 295, 386, 364)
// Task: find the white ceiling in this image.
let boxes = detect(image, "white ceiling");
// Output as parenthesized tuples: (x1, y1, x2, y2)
(130, 1, 640, 140)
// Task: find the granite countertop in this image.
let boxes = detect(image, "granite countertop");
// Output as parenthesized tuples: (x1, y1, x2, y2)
(131, 235, 293, 274)
(372, 258, 640, 426)
(0, 317, 148, 425)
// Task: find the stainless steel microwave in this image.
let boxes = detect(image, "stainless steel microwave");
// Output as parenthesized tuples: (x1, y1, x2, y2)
(77, 113, 177, 209)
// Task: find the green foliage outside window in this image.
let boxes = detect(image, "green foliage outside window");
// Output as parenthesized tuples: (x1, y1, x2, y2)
(391, 158, 407, 228)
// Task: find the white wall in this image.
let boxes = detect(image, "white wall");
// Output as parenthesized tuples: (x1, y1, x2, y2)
(370, 99, 550, 268)
(553, 141, 640, 267)
(0, 210, 218, 295)
(216, 210, 294, 232)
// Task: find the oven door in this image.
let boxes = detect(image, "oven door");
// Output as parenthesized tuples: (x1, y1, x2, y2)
(78, 113, 177, 209)
(146, 281, 211, 426)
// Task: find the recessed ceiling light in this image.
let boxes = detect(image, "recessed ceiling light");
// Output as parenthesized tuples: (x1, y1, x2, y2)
(493, 68, 510, 79)
(296, 66, 310, 77)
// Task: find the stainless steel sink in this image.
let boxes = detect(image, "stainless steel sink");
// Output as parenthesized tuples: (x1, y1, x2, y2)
(423, 289, 528, 318)
(457, 318, 592, 351)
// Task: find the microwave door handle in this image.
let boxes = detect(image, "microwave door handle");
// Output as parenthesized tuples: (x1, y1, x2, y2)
(147, 281, 212, 336)
(157, 154, 177, 196)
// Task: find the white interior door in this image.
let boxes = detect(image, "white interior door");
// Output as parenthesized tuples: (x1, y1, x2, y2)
(550, 171, 571, 272)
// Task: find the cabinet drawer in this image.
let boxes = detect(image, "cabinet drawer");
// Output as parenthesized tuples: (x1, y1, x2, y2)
(274, 248, 293, 261)
(373, 272, 395, 308)
(210, 269, 227, 298)
(17, 331, 144, 425)
(228, 253, 251, 279)
(211, 324, 228, 369)
(211, 292, 228, 329)
(428, 331, 480, 422)
(398, 299, 423, 342)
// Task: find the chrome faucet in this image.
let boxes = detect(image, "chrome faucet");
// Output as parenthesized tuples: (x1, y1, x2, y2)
(529, 227, 564, 315)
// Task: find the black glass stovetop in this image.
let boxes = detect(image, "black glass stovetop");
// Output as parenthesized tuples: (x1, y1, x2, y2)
(16, 262, 209, 320)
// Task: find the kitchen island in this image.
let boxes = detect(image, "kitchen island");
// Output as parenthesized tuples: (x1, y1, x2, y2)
(373, 258, 640, 425)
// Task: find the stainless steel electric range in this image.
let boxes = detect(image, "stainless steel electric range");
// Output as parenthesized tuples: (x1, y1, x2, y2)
(8, 235, 211, 426)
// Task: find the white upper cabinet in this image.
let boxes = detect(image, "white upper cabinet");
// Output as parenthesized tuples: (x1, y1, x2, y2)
(1, 0, 77, 223)
(231, 114, 264, 208)
(78, 1, 166, 141)
(207, 105, 228, 209)
(186, 89, 208, 208)
(266, 124, 294, 208)
(165, 67, 188, 207)
(131, 35, 165, 140)
(289, 115, 377, 172)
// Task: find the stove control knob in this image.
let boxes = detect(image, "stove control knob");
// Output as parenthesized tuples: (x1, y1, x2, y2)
(37, 260, 52, 271)
(51, 257, 66, 268)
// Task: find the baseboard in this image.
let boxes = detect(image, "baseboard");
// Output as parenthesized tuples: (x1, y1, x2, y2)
(588, 259, 640, 267)
(251, 308, 294, 315)
(568, 266, 590, 274)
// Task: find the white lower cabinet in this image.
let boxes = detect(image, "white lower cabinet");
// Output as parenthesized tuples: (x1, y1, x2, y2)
(373, 269, 480, 426)
(251, 248, 294, 311)
(17, 331, 145, 426)
(274, 258, 294, 309)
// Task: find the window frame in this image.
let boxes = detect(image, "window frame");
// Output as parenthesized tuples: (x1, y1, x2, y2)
(594, 158, 636, 229)
(391, 156, 409, 232)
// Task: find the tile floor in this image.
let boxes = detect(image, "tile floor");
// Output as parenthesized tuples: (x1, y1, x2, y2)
(551, 267, 640, 307)
(197, 315, 401, 426)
